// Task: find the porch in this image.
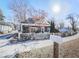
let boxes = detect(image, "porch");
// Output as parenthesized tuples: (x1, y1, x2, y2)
(18, 23, 50, 40)
(20, 23, 50, 33)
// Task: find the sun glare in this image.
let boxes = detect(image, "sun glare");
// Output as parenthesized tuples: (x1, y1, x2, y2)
(52, 4, 61, 14)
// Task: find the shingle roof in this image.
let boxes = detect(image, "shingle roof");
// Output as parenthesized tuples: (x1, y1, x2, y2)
(21, 18, 50, 26)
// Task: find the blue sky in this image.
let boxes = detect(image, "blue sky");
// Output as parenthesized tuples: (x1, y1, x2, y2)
(0, 0, 79, 22)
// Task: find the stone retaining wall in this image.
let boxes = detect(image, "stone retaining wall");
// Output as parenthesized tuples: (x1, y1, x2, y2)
(59, 38, 79, 58)
(59, 33, 79, 58)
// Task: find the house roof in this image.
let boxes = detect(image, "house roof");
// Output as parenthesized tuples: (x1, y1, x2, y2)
(21, 18, 50, 26)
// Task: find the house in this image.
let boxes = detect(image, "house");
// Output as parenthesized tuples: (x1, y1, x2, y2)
(18, 16, 50, 40)
(20, 16, 50, 33)
(0, 22, 13, 34)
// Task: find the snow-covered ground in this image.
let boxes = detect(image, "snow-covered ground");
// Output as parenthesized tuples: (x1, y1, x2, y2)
(63, 33, 79, 42)
(0, 33, 79, 58)
(0, 39, 54, 58)
(50, 33, 79, 43)
(0, 39, 9, 47)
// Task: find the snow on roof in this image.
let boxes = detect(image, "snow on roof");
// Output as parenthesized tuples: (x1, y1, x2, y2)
(21, 18, 50, 26)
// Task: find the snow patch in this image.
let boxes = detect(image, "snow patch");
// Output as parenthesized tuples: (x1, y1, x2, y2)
(0, 40, 54, 58)
(0, 40, 9, 47)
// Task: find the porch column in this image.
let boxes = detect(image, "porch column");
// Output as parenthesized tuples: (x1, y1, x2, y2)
(29, 27, 31, 33)
(48, 26, 50, 32)
(41, 27, 42, 33)
(41, 27, 45, 33)
(21, 24, 23, 33)
(43, 27, 45, 32)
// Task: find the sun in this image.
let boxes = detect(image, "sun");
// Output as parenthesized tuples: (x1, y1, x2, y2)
(52, 4, 61, 14)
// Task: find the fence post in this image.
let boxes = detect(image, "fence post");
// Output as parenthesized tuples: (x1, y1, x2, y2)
(53, 42, 59, 58)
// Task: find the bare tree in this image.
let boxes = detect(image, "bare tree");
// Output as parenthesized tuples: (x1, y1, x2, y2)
(31, 9, 47, 19)
(9, 0, 28, 23)
(67, 14, 77, 32)
(37, 9, 47, 19)
(27, 7, 37, 17)
(9, 0, 47, 21)
(76, 14, 79, 25)
(0, 9, 5, 21)
(59, 21, 64, 29)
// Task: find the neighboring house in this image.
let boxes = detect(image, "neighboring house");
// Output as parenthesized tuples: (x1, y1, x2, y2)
(0, 22, 13, 34)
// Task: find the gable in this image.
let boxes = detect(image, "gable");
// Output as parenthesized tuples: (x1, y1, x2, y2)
(21, 17, 50, 26)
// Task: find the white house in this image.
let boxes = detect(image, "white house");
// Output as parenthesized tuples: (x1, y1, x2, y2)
(20, 17, 50, 33)
(0, 22, 13, 34)
(18, 16, 50, 40)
